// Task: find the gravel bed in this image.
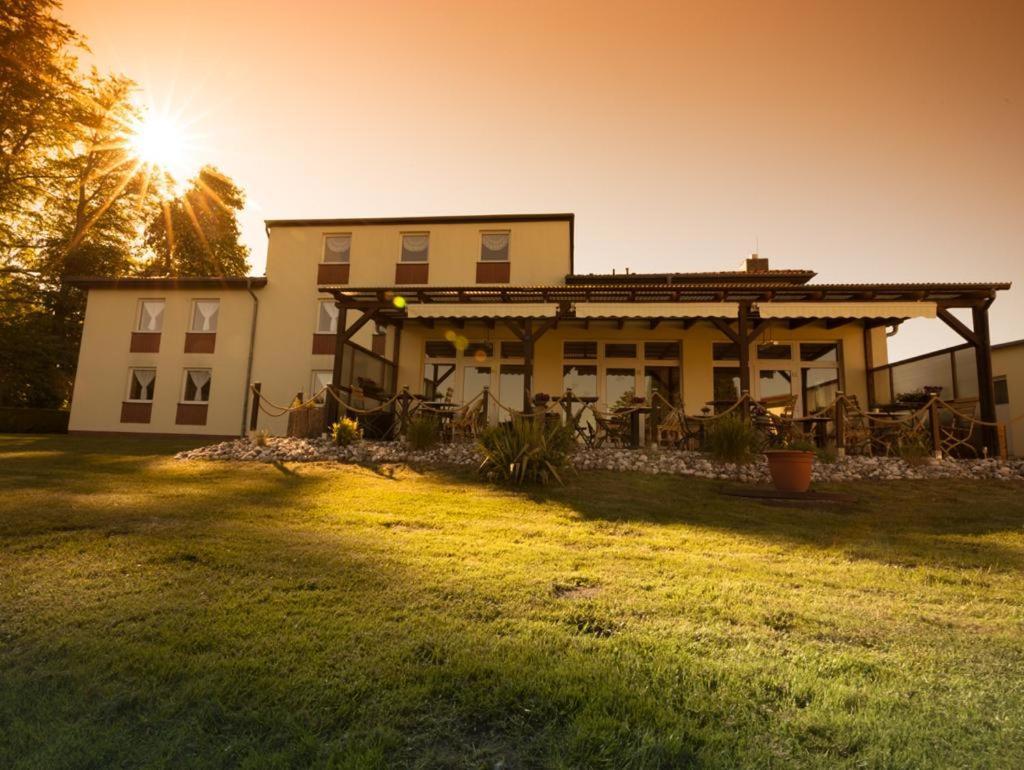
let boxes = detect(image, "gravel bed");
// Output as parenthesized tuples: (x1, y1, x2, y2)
(175, 437, 1024, 483)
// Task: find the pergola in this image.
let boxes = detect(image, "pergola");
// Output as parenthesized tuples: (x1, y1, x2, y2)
(321, 280, 1010, 453)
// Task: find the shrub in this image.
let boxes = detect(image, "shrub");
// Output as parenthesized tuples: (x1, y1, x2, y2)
(815, 446, 838, 464)
(704, 415, 763, 464)
(478, 416, 575, 486)
(896, 433, 932, 465)
(251, 429, 270, 447)
(330, 417, 362, 446)
(406, 415, 440, 450)
(0, 407, 69, 434)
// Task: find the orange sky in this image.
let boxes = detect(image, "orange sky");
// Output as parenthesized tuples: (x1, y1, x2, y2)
(61, 0, 1022, 358)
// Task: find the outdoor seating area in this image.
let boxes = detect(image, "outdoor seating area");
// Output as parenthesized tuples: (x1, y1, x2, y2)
(260, 381, 1007, 460)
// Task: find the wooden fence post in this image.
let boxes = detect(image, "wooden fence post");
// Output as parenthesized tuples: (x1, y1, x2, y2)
(834, 393, 846, 458)
(481, 385, 490, 426)
(249, 382, 261, 432)
(928, 396, 942, 459)
(398, 386, 411, 437)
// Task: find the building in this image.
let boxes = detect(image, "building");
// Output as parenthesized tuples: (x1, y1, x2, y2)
(68, 213, 1011, 454)
(873, 338, 1023, 456)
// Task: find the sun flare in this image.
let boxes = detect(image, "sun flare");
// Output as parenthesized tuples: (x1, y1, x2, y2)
(128, 107, 201, 194)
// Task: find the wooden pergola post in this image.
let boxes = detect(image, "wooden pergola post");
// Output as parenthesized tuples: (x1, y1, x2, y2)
(936, 302, 1000, 456)
(503, 316, 558, 413)
(710, 304, 768, 418)
(324, 301, 380, 432)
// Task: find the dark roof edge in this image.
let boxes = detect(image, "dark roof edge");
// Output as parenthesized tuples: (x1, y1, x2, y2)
(265, 213, 575, 227)
(67, 276, 267, 290)
(565, 270, 817, 285)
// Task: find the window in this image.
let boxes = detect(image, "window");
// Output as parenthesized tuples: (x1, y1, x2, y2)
(802, 368, 839, 413)
(425, 340, 457, 358)
(501, 341, 525, 359)
(994, 376, 1009, 405)
(800, 342, 838, 363)
(606, 368, 636, 408)
(323, 234, 351, 264)
(604, 343, 637, 359)
(480, 232, 510, 261)
(644, 342, 680, 360)
(317, 300, 339, 334)
(757, 343, 791, 360)
(182, 369, 212, 403)
(401, 233, 429, 262)
(464, 341, 493, 360)
(499, 365, 525, 419)
(463, 366, 491, 404)
(713, 367, 741, 409)
(713, 342, 739, 361)
(759, 369, 793, 401)
(127, 368, 156, 401)
(137, 300, 165, 332)
(311, 370, 332, 403)
(190, 300, 219, 332)
(564, 341, 598, 360)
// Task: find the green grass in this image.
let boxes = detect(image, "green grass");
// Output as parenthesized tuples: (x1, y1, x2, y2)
(1, 434, 1023, 769)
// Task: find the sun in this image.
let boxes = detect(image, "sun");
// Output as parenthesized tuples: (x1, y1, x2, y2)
(128, 107, 201, 194)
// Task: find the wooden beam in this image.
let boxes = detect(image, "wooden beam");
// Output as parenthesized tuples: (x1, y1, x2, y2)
(709, 318, 739, 343)
(787, 318, 816, 330)
(937, 308, 979, 347)
(649, 318, 662, 330)
(745, 320, 770, 345)
(972, 305, 999, 455)
(863, 324, 876, 407)
(681, 318, 697, 330)
(325, 306, 378, 429)
(825, 318, 852, 330)
(737, 302, 752, 404)
(501, 319, 526, 341)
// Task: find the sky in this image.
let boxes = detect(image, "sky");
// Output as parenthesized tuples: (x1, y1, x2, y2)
(61, 0, 1022, 359)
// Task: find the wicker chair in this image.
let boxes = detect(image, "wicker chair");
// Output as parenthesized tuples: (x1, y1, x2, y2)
(593, 410, 632, 447)
(842, 395, 874, 455)
(940, 397, 980, 457)
(447, 398, 484, 442)
(756, 394, 797, 446)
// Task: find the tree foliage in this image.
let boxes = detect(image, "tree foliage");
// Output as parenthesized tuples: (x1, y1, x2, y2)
(0, 0, 250, 408)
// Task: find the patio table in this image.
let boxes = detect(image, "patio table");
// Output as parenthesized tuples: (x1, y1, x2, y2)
(793, 415, 831, 447)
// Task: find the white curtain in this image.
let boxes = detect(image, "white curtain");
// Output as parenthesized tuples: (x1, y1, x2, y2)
(193, 301, 219, 331)
(325, 235, 351, 262)
(188, 370, 211, 400)
(133, 369, 155, 399)
(140, 301, 164, 331)
(481, 233, 509, 251)
(319, 301, 339, 332)
(401, 235, 429, 261)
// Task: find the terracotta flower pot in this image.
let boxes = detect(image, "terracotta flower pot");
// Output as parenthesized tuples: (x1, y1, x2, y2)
(765, 450, 814, 493)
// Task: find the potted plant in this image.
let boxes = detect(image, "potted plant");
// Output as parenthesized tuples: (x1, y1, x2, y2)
(533, 392, 551, 407)
(764, 437, 817, 493)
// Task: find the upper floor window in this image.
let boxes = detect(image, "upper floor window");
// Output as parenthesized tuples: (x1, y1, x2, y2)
(480, 232, 510, 261)
(323, 234, 351, 264)
(317, 300, 339, 334)
(401, 233, 429, 262)
(190, 300, 219, 332)
(127, 368, 156, 402)
(182, 368, 212, 403)
(136, 299, 165, 332)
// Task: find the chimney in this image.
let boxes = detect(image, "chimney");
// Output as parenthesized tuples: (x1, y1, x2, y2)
(745, 252, 769, 273)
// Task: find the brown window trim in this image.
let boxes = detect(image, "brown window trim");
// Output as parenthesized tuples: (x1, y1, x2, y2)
(120, 401, 152, 423)
(175, 402, 208, 425)
(476, 261, 510, 284)
(395, 262, 429, 284)
(184, 332, 216, 354)
(130, 331, 161, 353)
(312, 333, 336, 355)
(317, 262, 350, 284)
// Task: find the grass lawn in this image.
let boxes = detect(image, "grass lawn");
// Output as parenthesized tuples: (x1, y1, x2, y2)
(2, 435, 1023, 768)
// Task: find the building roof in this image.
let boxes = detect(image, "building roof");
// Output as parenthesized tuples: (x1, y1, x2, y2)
(566, 269, 817, 286)
(886, 337, 1024, 368)
(67, 276, 267, 290)
(264, 213, 575, 227)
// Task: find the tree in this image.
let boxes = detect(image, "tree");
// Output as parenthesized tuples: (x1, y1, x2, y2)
(142, 166, 250, 276)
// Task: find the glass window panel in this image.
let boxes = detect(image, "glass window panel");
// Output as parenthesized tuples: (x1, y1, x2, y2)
(891, 353, 955, 400)
(757, 343, 791, 360)
(562, 365, 597, 397)
(800, 342, 839, 363)
(954, 347, 979, 398)
(184, 369, 211, 402)
(499, 365, 525, 419)
(758, 370, 794, 410)
(401, 234, 429, 262)
(463, 366, 491, 404)
(604, 343, 637, 359)
(128, 368, 156, 401)
(605, 368, 636, 410)
(713, 342, 739, 361)
(323, 234, 351, 263)
(713, 367, 741, 411)
(422, 362, 455, 400)
(644, 341, 679, 360)
(802, 368, 839, 413)
(994, 376, 1009, 405)
(317, 301, 339, 333)
(191, 300, 219, 332)
(425, 340, 457, 358)
(464, 341, 493, 361)
(644, 366, 680, 407)
(501, 341, 525, 359)
(137, 300, 164, 332)
(564, 341, 598, 360)
(311, 370, 332, 403)
(480, 232, 510, 261)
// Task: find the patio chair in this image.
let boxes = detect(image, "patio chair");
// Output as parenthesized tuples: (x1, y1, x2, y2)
(842, 395, 874, 455)
(939, 397, 980, 457)
(447, 399, 484, 442)
(593, 410, 632, 448)
(756, 394, 797, 446)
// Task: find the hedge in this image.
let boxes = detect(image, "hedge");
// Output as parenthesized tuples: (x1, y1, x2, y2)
(0, 407, 70, 434)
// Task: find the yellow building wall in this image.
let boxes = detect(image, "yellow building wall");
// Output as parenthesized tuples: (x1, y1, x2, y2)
(68, 288, 258, 436)
(993, 345, 1024, 456)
